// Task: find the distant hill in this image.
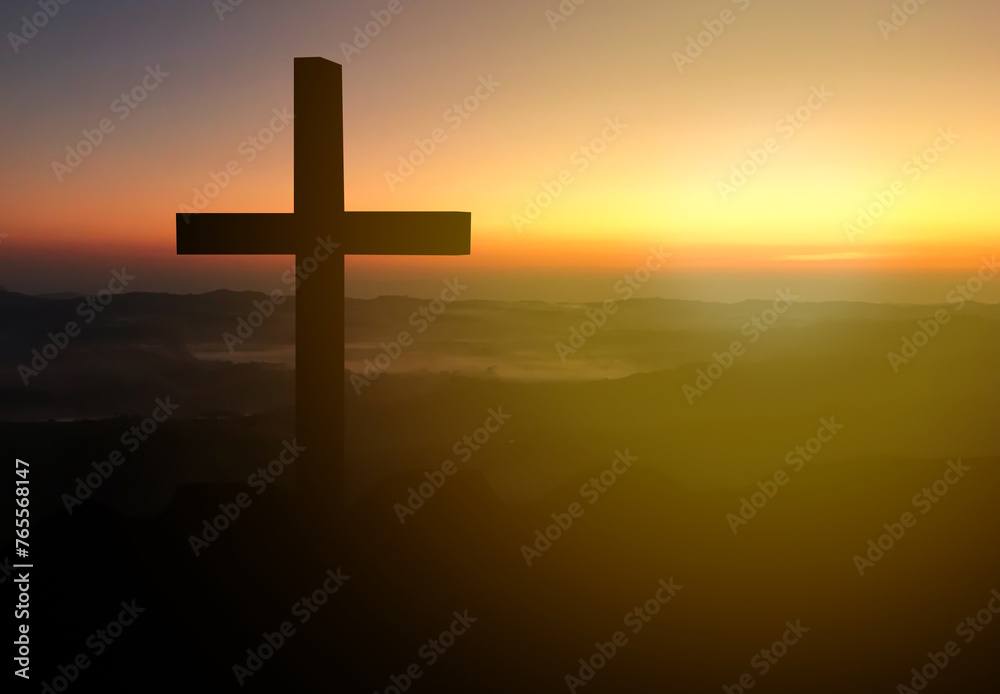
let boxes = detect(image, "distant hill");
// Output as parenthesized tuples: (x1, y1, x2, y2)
(3, 288, 999, 508)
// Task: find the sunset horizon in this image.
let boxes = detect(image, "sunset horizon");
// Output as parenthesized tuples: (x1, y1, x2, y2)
(4, 0, 998, 301)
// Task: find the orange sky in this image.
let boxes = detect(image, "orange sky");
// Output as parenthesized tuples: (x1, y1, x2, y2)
(1, 0, 998, 298)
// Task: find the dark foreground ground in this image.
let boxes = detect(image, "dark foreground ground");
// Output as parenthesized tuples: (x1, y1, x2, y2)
(5, 447, 999, 693)
(3, 291, 998, 691)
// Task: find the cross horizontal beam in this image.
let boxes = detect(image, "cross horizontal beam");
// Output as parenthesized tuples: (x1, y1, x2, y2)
(177, 214, 296, 255)
(341, 212, 470, 255)
(176, 211, 471, 256)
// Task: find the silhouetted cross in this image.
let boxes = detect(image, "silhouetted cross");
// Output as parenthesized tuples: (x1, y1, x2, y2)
(176, 57, 471, 524)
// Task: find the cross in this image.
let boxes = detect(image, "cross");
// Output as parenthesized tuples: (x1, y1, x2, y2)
(176, 57, 471, 526)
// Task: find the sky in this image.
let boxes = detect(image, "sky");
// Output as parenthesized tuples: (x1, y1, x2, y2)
(1, 0, 999, 301)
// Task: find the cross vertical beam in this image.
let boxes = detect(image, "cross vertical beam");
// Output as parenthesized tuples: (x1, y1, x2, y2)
(294, 58, 346, 527)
